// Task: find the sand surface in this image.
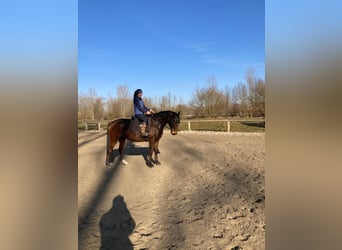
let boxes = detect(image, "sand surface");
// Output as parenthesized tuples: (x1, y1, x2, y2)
(78, 130, 265, 250)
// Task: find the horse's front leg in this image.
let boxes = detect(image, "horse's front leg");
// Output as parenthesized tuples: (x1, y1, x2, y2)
(146, 138, 155, 167)
(153, 140, 161, 165)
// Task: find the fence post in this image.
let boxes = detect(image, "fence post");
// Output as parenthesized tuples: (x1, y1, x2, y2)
(83, 121, 88, 131)
(98, 122, 101, 131)
(188, 121, 191, 132)
(227, 120, 230, 132)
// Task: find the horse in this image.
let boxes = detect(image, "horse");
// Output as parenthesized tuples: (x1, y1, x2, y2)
(106, 110, 181, 167)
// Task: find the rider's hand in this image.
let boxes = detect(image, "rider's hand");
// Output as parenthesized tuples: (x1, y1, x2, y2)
(146, 111, 151, 115)
(150, 109, 154, 114)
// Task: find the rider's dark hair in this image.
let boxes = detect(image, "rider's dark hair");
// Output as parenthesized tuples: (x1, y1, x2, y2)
(134, 89, 143, 96)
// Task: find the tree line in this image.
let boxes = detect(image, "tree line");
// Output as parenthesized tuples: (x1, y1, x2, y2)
(78, 68, 265, 120)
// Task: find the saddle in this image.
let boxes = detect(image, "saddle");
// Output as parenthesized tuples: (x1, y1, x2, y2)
(129, 116, 141, 130)
(129, 116, 151, 136)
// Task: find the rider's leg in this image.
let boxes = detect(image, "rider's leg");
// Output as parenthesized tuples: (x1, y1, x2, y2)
(135, 114, 148, 137)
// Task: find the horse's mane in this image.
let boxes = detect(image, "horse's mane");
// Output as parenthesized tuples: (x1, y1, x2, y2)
(153, 110, 174, 116)
(151, 110, 175, 122)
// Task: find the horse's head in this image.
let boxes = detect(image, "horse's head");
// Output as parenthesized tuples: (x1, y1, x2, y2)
(168, 111, 181, 135)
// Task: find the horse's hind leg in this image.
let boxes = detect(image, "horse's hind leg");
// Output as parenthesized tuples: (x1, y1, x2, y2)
(118, 138, 128, 165)
(106, 134, 119, 166)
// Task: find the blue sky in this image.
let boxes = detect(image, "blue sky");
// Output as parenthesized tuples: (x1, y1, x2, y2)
(79, 0, 265, 103)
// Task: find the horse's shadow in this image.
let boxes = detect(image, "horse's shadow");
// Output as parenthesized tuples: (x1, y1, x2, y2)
(109, 140, 148, 164)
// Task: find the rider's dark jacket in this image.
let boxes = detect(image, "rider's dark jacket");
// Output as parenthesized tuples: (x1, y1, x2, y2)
(133, 96, 149, 115)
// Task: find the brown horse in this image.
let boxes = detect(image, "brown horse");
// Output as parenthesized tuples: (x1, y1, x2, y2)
(106, 111, 181, 167)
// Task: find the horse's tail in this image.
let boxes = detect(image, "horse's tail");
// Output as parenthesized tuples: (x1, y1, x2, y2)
(105, 119, 118, 166)
(106, 120, 115, 150)
(106, 126, 110, 149)
(106, 119, 124, 149)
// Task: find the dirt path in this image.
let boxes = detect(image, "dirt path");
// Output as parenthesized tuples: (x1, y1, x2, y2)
(78, 131, 265, 250)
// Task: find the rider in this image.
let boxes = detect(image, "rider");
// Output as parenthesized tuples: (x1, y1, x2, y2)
(133, 89, 153, 137)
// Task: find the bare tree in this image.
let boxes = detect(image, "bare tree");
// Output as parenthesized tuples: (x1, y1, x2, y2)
(94, 97, 105, 120)
(245, 67, 257, 117)
(224, 85, 231, 117)
(158, 92, 178, 111)
(232, 82, 248, 117)
(106, 94, 115, 120)
(78, 93, 92, 120)
(142, 96, 157, 111)
(78, 88, 105, 120)
(244, 67, 265, 117)
(78, 94, 88, 120)
(190, 76, 226, 117)
(79, 68, 265, 121)
(116, 85, 132, 117)
(190, 86, 207, 117)
(174, 97, 190, 117)
(254, 78, 265, 117)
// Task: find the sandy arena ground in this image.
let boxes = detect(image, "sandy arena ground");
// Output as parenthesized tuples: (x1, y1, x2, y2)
(78, 130, 265, 250)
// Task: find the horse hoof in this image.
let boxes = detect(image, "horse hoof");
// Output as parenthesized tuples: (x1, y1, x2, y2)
(147, 162, 154, 168)
(121, 159, 128, 165)
(106, 162, 114, 167)
(155, 161, 161, 165)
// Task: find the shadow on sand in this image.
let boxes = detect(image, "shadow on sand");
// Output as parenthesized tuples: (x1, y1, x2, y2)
(109, 140, 149, 166)
(78, 131, 106, 148)
(99, 195, 136, 249)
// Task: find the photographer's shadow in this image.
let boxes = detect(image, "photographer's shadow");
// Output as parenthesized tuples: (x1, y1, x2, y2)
(99, 195, 135, 250)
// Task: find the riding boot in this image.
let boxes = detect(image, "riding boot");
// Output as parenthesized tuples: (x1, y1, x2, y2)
(139, 122, 148, 137)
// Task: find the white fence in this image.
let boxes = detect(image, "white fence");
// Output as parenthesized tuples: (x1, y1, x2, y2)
(180, 119, 265, 132)
(78, 119, 265, 132)
(79, 121, 102, 131)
